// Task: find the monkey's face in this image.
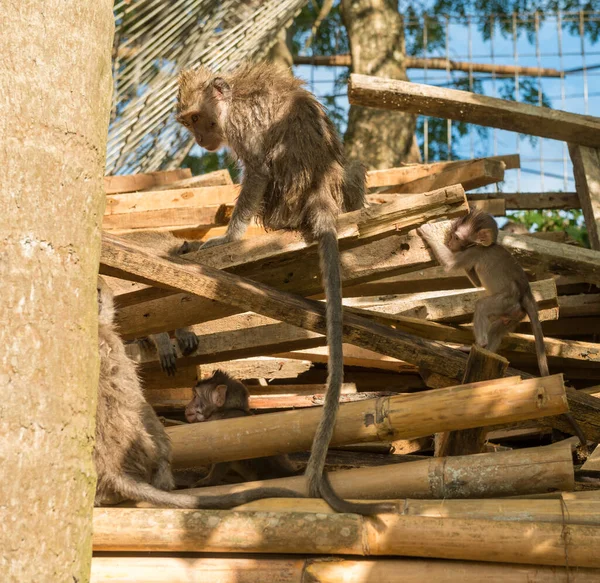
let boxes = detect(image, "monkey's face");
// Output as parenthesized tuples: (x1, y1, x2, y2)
(97, 277, 116, 326)
(177, 104, 225, 152)
(185, 381, 228, 423)
(447, 224, 470, 252)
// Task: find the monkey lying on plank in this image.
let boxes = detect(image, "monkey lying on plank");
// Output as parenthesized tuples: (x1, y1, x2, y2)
(417, 210, 585, 445)
(175, 62, 392, 514)
(118, 231, 199, 376)
(185, 370, 299, 487)
(95, 276, 302, 508)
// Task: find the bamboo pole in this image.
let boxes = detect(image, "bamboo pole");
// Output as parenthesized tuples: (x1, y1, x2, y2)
(233, 496, 600, 525)
(166, 375, 567, 468)
(92, 507, 600, 567)
(436, 346, 509, 456)
(176, 441, 574, 500)
(90, 556, 600, 583)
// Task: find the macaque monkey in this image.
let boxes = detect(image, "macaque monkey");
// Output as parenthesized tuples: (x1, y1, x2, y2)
(118, 231, 200, 375)
(95, 276, 303, 508)
(417, 211, 586, 444)
(176, 62, 392, 515)
(185, 370, 298, 486)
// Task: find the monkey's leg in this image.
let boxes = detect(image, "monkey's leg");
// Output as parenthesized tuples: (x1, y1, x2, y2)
(175, 327, 199, 356)
(200, 174, 268, 249)
(193, 463, 231, 488)
(486, 317, 520, 353)
(152, 332, 178, 376)
(473, 294, 515, 348)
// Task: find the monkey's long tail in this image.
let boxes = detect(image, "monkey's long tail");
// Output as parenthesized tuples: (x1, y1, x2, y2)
(105, 473, 304, 509)
(522, 292, 586, 446)
(305, 230, 395, 515)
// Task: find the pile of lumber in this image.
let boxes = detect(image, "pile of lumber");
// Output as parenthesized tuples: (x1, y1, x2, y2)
(94, 77, 600, 581)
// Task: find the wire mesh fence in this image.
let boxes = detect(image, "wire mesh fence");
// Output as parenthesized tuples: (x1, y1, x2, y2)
(295, 9, 600, 194)
(107, 0, 307, 175)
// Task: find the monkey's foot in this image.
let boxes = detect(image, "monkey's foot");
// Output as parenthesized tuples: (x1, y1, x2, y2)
(176, 329, 199, 356)
(199, 235, 230, 250)
(158, 345, 178, 377)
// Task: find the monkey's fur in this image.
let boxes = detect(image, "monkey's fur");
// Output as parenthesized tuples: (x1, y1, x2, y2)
(417, 210, 585, 444)
(118, 231, 199, 376)
(185, 371, 299, 486)
(95, 276, 304, 508)
(176, 62, 392, 515)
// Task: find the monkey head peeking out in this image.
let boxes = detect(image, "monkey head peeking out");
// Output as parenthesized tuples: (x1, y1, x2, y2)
(185, 371, 298, 487)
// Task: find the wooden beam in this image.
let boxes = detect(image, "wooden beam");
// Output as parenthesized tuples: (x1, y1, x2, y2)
(435, 346, 509, 457)
(103, 203, 233, 231)
(366, 155, 519, 189)
(383, 159, 505, 194)
(569, 144, 600, 250)
(105, 184, 239, 215)
(343, 278, 558, 323)
(165, 375, 566, 468)
(348, 74, 600, 148)
(101, 233, 473, 382)
(146, 169, 233, 190)
(104, 169, 191, 194)
(468, 192, 580, 210)
(294, 54, 562, 77)
(90, 557, 600, 583)
(498, 231, 600, 285)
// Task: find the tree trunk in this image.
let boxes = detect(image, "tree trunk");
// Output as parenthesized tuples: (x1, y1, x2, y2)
(341, 0, 420, 168)
(267, 28, 294, 71)
(0, 2, 114, 581)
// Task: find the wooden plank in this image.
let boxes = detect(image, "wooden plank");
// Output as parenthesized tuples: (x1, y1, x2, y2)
(468, 192, 580, 210)
(366, 155, 519, 189)
(103, 203, 233, 231)
(348, 74, 600, 148)
(146, 169, 233, 190)
(109, 187, 469, 337)
(104, 169, 192, 194)
(367, 196, 506, 216)
(343, 278, 558, 323)
(383, 159, 505, 194)
(569, 144, 600, 250)
(100, 233, 475, 382)
(105, 184, 240, 215)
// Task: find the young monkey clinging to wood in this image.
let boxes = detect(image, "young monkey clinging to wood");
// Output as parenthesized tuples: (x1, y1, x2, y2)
(176, 62, 391, 515)
(417, 210, 586, 444)
(95, 276, 303, 508)
(185, 370, 298, 487)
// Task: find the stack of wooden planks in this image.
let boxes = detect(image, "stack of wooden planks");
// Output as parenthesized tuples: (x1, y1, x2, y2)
(94, 78, 600, 581)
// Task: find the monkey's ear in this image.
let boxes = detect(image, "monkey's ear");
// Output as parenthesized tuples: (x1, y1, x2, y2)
(212, 77, 231, 101)
(213, 384, 228, 407)
(476, 228, 494, 247)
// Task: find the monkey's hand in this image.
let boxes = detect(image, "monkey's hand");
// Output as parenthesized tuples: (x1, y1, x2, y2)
(175, 328, 199, 356)
(199, 235, 231, 250)
(416, 222, 436, 241)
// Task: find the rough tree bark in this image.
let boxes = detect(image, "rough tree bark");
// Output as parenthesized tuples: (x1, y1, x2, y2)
(0, 2, 114, 581)
(341, 0, 420, 168)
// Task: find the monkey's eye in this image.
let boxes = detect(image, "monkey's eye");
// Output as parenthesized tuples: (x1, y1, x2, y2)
(210, 121, 216, 127)
(191, 114, 199, 123)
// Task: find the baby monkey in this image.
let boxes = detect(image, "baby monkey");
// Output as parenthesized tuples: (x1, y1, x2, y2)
(185, 370, 298, 487)
(418, 210, 585, 444)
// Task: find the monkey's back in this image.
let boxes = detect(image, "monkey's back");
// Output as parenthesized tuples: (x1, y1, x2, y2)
(225, 64, 352, 236)
(472, 244, 531, 299)
(95, 324, 163, 501)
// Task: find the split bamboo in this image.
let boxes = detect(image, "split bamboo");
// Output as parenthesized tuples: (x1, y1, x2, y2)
(166, 375, 567, 468)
